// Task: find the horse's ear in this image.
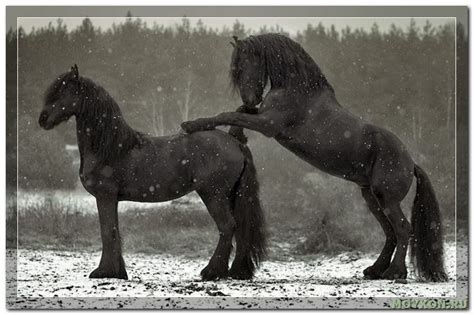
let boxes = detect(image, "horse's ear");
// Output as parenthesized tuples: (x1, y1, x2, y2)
(230, 35, 240, 48)
(71, 64, 79, 79)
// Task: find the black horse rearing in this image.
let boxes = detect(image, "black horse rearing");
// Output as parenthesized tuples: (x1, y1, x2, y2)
(39, 65, 266, 281)
(182, 33, 448, 282)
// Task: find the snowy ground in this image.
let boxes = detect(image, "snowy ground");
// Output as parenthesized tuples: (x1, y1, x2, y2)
(7, 241, 465, 309)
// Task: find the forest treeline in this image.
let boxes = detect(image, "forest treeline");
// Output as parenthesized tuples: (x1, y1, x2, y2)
(7, 17, 467, 227)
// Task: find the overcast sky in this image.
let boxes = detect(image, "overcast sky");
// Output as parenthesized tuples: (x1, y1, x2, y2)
(17, 17, 454, 35)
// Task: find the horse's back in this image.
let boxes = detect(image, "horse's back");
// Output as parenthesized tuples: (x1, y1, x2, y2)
(186, 129, 244, 155)
(184, 130, 247, 188)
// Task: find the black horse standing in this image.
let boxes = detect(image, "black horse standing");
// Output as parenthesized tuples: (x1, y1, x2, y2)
(39, 65, 266, 281)
(182, 34, 447, 282)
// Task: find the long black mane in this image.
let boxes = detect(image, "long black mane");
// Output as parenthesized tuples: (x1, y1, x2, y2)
(78, 77, 144, 163)
(46, 72, 143, 163)
(230, 33, 334, 94)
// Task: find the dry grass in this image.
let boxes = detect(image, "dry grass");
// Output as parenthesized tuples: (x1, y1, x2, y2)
(10, 187, 456, 258)
(14, 190, 216, 257)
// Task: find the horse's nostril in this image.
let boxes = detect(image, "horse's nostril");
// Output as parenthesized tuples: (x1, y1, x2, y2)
(39, 111, 49, 126)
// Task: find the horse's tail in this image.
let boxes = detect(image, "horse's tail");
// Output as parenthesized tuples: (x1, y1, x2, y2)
(230, 144, 266, 279)
(410, 164, 448, 282)
(228, 126, 248, 144)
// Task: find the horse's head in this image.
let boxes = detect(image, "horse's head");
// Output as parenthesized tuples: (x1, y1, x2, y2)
(39, 64, 83, 130)
(230, 36, 267, 108)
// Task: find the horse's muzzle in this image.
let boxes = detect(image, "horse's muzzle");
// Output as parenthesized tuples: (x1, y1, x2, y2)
(38, 111, 53, 130)
(237, 104, 259, 115)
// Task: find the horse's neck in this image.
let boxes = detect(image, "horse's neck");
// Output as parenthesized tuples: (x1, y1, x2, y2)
(271, 84, 337, 105)
(74, 111, 138, 163)
(75, 116, 95, 157)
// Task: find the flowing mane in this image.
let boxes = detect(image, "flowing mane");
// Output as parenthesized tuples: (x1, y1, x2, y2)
(45, 72, 143, 163)
(230, 33, 334, 93)
(77, 77, 144, 163)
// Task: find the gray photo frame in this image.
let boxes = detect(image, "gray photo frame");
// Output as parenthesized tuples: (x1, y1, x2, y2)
(6, 6, 469, 310)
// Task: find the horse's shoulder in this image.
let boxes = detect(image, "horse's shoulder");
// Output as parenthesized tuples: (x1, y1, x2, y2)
(263, 89, 288, 102)
(260, 89, 292, 112)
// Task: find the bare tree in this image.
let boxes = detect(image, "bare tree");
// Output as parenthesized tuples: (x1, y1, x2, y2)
(177, 71, 195, 123)
(150, 90, 165, 136)
(135, 88, 166, 137)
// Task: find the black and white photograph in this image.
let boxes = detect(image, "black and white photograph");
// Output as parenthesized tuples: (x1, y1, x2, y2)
(4, 5, 469, 310)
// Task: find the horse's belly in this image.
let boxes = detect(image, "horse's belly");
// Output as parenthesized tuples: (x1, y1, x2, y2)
(117, 172, 194, 202)
(275, 135, 370, 185)
(117, 187, 193, 202)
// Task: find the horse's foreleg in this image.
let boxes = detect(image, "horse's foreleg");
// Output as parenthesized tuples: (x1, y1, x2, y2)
(228, 105, 259, 142)
(361, 188, 397, 279)
(89, 195, 128, 280)
(181, 111, 284, 138)
(198, 191, 236, 281)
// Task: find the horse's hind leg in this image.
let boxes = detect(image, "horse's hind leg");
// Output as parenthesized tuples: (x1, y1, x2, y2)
(198, 190, 236, 281)
(370, 160, 413, 280)
(361, 188, 396, 279)
(380, 201, 411, 280)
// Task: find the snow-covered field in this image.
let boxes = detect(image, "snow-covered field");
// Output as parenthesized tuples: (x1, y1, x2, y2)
(16, 189, 205, 214)
(7, 241, 465, 309)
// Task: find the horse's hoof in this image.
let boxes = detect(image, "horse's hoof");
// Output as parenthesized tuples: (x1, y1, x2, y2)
(394, 278, 408, 284)
(229, 263, 254, 280)
(180, 121, 195, 133)
(229, 268, 253, 280)
(200, 265, 228, 281)
(363, 265, 387, 280)
(181, 121, 205, 133)
(423, 271, 449, 282)
(381, 265, 407, 280)
(89, 266, 128, 280)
